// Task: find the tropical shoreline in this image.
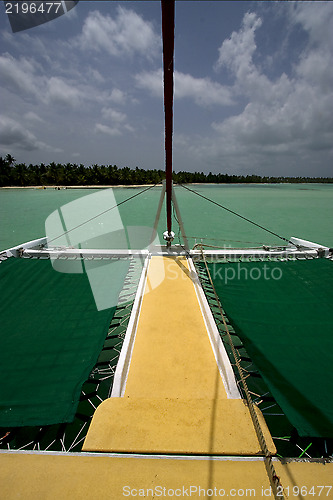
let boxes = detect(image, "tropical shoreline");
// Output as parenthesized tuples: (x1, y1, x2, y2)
(0, 184, 160, 189)
(1, 182, 333, 189)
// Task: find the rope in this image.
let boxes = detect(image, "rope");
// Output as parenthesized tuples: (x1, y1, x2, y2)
(188, 236, 267, 246)
(199, 247, 285, 499)
(179, 184, 293, 246)
(193, 243, 264, 250)
(44, 184, 158, 247)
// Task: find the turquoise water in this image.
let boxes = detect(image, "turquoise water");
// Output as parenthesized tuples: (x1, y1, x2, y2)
(1, 184, 332, 251)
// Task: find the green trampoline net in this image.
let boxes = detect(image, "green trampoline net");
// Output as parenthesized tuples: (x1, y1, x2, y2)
(207, 259, 333, 439)
(0, 257, 129, 427)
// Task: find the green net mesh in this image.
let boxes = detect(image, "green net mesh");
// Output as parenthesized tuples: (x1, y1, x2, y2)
(207, 259, 333, 438)
(0, 257, 128, 427)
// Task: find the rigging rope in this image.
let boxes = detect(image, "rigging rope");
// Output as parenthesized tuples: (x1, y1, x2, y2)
(188, 236, 267, 246)
(45, 184, 158, 247)
(179, 184, 293, 246)
(200, 247, 285, 499)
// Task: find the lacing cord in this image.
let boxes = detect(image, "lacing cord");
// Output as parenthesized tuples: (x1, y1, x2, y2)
(200, 246, 285, 499)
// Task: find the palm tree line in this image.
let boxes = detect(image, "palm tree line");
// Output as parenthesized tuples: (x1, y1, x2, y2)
(1, 155, 332, 187)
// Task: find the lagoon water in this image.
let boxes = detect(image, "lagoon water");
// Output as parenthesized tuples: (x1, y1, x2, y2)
(1, 184, 332, 251)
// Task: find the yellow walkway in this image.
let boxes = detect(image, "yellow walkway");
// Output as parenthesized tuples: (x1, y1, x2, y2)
(1, 451, 333, 499)
(83, 256, 274, 455)
(0, 453, 270, 499)
(124, 256, 228, 399)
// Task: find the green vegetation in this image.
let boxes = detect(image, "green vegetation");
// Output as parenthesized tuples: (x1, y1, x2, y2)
(1, 154, 332, 186)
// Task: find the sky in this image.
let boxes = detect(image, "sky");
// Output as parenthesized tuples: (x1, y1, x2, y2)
(0, 1, 332, 177)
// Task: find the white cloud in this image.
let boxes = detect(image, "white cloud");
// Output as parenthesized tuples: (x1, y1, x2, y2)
(207, 5, 333, 173)
(215, 12, 262, 80)
(0, 50, 126, 115)
(95, 123, 122, 137)
(1, 31, 53, 67)
(24, 111, 44, 123)
(0, 53, 87, 109)
(99, 107, 134, 134)
(46, 76, 83, 108)
(101, 107, 127, 123)
(109, 88, 126, 105)
(135, 69, 234, 107)
(135, 69, 162, 96)
(0, 116, 62, 153)
(175, 72, 234, 106)
(296, 49, 333, 92)
(0, 53, 43, 97)
(0, 116, 39, 151)
(76, 7, 159, 59)
(86, 67, 105, 84)
(289, 2, 333, 47)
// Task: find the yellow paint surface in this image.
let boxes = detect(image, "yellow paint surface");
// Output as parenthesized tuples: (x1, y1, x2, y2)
(83, 256, 275, 456)
(0, 452, 273, 500)
(82, 398, 275, 455)
(124, 256, 228, 399)
(2, 452, 332, 499)
(276, 461, 333, 498)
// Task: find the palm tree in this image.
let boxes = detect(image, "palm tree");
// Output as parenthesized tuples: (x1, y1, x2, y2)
(0, 156, 13, 186)
(5, 154, 16, 166)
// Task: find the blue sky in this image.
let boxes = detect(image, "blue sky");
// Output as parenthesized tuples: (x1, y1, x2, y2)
(0, 1, 332, 177)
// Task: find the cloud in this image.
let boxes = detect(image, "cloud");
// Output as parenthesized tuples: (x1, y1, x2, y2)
(76, 7, 159, 60)
(0, 53, 85, 109)
(109, 88, 126, 105)
(95, 123, 122, 137)
(135, 69, 234, 107)
(214, 12, 272, 102)
(99, 107, 134, 134)
(215, 12, 262, 81)
(135, 69, 162, 96)
(0, 116, 62, 153)
(0, 53, 43, 98)
(0, 41, 131, 115)
(0, 116, 39, 151)
(175, 72, 234, 106)
(24, 111, 44, 123)
(86, 67, 105, 84)
(101, 107, 127, 123)
(206, 5, 333, 173)
(289, 2, 333, 47)
(46, 76, 83, 107)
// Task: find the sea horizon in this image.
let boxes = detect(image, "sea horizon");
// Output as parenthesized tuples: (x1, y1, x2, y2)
(1, 183, 332, 252)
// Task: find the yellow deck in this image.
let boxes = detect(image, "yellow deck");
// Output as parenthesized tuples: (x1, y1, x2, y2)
(1, 452, 332, 499)
(81, 397, 273, 455)
(0, 453, 273, 499)
(124, 256, 228, 400)
(83, 256, 274, 455)
(1, 256, 332, 498)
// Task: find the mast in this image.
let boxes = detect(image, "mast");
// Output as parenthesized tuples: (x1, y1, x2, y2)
(161, 0, 175, 243)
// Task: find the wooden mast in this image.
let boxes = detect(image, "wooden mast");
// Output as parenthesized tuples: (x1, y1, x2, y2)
(161, 0, 175, 240)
